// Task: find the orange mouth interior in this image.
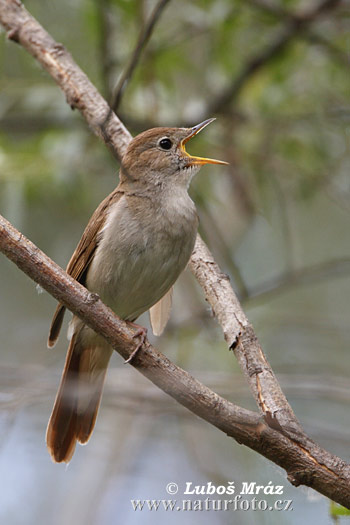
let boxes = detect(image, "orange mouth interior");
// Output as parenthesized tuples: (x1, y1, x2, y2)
(180, 119, 229, 166)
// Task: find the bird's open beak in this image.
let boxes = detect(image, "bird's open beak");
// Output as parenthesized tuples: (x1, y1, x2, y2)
(181, 118, 229, 166)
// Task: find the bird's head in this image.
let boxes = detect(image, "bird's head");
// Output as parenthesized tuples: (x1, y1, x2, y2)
(120, 118, 228, 189)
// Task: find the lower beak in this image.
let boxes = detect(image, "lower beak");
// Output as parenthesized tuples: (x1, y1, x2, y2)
(181, 118, 229, 166)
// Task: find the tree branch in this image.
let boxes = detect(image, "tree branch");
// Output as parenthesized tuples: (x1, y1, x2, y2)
(244, 258, 350, 306)
(1, 214, 350, 506)
(189, 236, 303, 439)
(1, 0, 350, 506)
(248, 0, 349, 67)
(110, 0, 171, 112)
(208, 0, 341, 115)
(95, 0, 116, 100)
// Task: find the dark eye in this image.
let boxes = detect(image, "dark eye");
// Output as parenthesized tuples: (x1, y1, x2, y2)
(159, 138, 172, 150)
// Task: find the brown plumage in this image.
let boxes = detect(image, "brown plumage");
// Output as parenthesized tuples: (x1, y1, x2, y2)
(47, 328, 112, 462)
(46, 120, 227, 463)
(48, 188, 123, 349)
(46, 189, 123, 463)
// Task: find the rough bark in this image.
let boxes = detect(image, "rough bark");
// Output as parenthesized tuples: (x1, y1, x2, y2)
(1, 214, 350, 507)
(0, 0, 349, 507)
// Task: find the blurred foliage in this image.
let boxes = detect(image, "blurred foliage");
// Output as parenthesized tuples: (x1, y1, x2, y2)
(330, 500, 350, 517)
(1, 0, 349, 218)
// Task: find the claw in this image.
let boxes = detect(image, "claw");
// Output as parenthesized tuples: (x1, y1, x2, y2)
(124, 323, 148, 364)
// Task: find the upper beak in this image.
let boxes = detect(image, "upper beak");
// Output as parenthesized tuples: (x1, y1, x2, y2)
(181, 118, 229, 166)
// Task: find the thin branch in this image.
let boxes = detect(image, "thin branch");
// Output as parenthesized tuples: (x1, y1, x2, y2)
(248, 0, 349, 67)
(244, 258, 350, 306)
(1, 214, 350, 506)
(194, 192, 250, 300)
(95, 0, 115, 100)
(208, 0, 341, 115)
(189, 236, 303, 439)
(303, 31, 350, 67)
(110, 0, 171, 112)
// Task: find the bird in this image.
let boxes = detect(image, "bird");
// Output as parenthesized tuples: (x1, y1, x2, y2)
(46, 118, 228, 463)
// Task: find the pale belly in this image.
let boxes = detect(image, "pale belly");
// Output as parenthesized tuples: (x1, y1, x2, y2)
(85, 194, 197, 321)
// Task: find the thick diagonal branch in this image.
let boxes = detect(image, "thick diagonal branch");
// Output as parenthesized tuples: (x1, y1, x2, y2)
(1, 0, 350, 506)
(1, 214, 350, 507)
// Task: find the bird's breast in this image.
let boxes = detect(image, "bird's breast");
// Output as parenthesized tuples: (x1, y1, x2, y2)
(86, 192, 198, 320)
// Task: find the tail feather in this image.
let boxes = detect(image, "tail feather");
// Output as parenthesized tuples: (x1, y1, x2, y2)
(46, 327, 112, 463)
(76, 345, 112, 444)
(76, 386, 104, 444)
(48, 305, 66, 348)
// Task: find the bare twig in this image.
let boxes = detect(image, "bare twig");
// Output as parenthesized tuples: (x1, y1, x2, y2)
(208, 0, 341, 115)
(110, 0, 171, 112)
(1, 214, 350, 506)
(303, 31, 350, 67)
(244, 257, 350, 306)
(95, 0, 115, 100)
(195, 193, 250, 300)
(248, 0, 349, 67)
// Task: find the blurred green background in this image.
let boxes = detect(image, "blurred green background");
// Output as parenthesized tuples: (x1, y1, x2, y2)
(0, 0, 350, 523)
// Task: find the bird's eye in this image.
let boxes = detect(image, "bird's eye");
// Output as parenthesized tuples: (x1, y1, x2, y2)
(158, 138, 172, 150)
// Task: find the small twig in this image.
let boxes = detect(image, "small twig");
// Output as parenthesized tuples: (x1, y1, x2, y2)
(303, 31, 350, 67)
(270, 171, 297, 273)
(110, 0, 171, 112)
(95, 0, 115, 100)
(208, 0, 341, 115)
(194, 189, 250, 300)
(244, 258, 350, 306)
(248, 0, 349, 67)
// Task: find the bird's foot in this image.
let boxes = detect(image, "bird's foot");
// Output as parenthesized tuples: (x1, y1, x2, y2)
(124, 322, 148, 364)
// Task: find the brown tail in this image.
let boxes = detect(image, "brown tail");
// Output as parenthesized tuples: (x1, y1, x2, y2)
(47, 304, 66, 348)
(46, 327, 112, 463)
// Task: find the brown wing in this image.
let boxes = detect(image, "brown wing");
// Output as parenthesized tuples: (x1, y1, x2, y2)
(48, 187, 123, 348)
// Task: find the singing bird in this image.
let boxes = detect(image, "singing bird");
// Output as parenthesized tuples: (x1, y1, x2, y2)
(46, 118, 227, 462)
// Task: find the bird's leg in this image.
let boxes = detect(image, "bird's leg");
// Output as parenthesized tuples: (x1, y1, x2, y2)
(124, 321, 148, 364)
